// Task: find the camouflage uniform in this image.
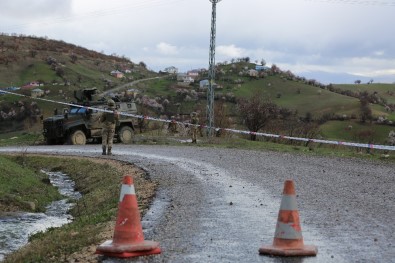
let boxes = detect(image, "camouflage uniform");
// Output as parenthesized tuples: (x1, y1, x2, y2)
(190, 112, 199, 143)
(100, 99, 119, 155)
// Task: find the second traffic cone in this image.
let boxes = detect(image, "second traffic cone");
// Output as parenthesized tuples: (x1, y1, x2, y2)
(96, 175, 161, 258)
(259, 180, 317, 257)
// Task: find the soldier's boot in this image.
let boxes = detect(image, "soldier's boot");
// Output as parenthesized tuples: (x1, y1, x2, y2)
(102, 146, 106, 155)
(107, 147, 112, 156)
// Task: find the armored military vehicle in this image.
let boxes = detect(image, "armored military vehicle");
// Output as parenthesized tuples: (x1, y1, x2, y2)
(43, 88, 137, 145)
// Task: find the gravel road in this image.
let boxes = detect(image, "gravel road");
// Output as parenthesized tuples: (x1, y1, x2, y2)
(1, 144, 394, 263)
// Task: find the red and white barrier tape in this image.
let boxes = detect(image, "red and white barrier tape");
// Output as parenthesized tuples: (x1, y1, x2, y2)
(2, 89, 395, 151)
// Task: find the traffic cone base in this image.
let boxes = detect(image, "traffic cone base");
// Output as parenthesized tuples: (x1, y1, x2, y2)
(96, 240, 161, 258)
(259, 244, 317, 257)
(259, 180, 317, 257)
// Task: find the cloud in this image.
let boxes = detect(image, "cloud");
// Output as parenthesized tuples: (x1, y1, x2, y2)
(373, 50, 385, 56)
(217, 45, 246, 59)
(156, 42, 179, 55)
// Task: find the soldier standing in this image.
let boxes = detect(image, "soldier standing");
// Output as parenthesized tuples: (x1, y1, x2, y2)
(190, 112, 199, 143)
(100, 99, 119, 155)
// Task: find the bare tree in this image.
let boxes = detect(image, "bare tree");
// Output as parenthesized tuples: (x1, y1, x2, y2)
(214, 100, 232, 137)
(237, 90, 279, 140)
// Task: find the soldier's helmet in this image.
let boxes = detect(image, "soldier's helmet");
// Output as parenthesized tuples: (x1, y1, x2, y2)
(107, 99, 115, 109)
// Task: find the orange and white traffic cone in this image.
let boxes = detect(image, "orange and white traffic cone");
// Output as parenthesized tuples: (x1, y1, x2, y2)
(96, 175, 161, 258)
(259, 180, 317, 257)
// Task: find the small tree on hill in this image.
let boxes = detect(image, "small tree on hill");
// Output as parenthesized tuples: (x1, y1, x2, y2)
(237, 90, 279, 141)
(360, 91, 372, 123)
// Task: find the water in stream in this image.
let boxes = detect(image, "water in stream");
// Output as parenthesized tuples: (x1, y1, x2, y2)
(0, 170, 81, 261)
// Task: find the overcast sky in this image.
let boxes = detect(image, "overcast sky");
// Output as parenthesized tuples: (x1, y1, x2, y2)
(1, 0, 394, 84)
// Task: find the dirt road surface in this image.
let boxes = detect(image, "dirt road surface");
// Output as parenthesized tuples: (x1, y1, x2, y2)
(1, 145, 394, 263)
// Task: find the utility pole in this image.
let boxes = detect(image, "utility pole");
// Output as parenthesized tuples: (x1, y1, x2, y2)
(207, 0, 221, 136)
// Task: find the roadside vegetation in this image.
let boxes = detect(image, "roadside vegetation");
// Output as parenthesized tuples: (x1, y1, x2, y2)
(1, 154, 157, 263)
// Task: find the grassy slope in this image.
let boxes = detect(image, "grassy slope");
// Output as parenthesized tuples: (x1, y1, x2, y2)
(19, 60, 60, 84)
(236, 76, 360, 116)
(335, 83, 395, 104)
(0, 155, 62, 212)
(0, 35, 153, 90)
(320, 120, 394, 144)
(136, 72, 395, 143)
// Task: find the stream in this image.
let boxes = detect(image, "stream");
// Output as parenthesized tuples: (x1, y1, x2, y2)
(0, 170, 81, 261)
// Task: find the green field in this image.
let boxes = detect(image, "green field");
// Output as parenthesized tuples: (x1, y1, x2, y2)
(320, 120, 394, 144)
(234, 76, 360, 117)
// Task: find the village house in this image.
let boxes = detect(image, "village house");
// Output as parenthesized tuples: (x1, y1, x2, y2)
(21, 81, 43, 89)
(31, 88, 44, 98)
(187, 69, 200, 79)
(176, 73, 194, 84)
(255, 65, 270, 71)
(110, 70, 124, 78)
(199, 79, 209, 89)
(199, 79, 221, 90)
(183, 76, 194, 83)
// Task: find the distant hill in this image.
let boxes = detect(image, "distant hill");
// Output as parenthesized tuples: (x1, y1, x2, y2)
(298, 70, 395, 85)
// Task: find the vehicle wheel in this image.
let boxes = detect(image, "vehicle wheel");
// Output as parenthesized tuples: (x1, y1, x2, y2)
(69, 130, 86, 145)
(118, 126, 134, 144)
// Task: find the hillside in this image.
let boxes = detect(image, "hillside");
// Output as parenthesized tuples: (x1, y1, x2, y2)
(136, 62, 395, 144)
(1, 35, 395, 145)
(0, 34, 156, 90)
